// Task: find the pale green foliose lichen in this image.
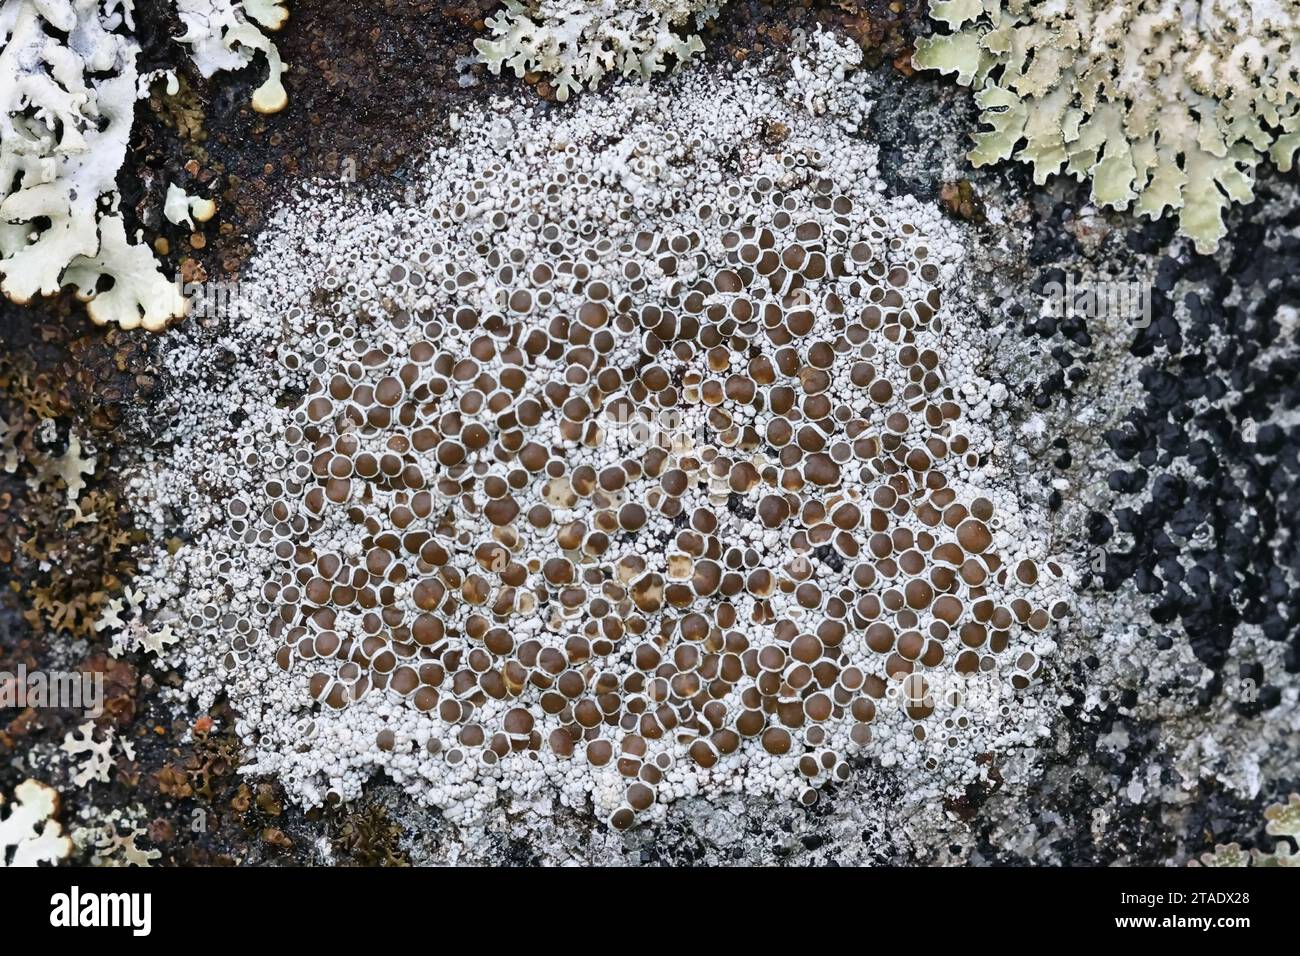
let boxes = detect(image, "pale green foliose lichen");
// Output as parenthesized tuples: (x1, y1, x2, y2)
(914, 0, 1300, 253)
(475, 0, 723, 101)
(1189, 793, 1300, 866)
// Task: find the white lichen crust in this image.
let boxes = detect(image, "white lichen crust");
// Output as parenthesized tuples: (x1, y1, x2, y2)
(476, 0, 721, 100)
(914, 0, 1300, 253)
(131, 34, 1073, 832)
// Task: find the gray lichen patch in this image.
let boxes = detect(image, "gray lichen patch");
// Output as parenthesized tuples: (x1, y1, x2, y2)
(124, 33, 1075, 842)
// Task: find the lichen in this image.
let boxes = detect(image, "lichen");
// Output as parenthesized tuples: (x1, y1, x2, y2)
(12, 438, 138, 639)
(1263, 791, 1300, 840)
(0, 0, 183, 329)
(331, 802, 410, 866)
(0, 403, 142, 639)
(129, 33, 1074, 833)
(0, 779, 72, 867)
(175, 0, 290, 116)
(70, 805, 161, 866)
(475, 0, 722, 100)
(0, 0, 288, 329)
(98, 584, 179, 658)
(1189, 792, 1300, 866)
(164, 183, 217, 231)
(61, 719, 134, 788)
(913, 0, 1300, 253)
